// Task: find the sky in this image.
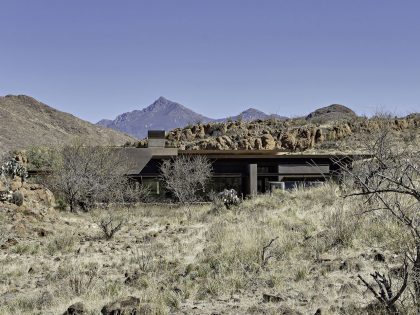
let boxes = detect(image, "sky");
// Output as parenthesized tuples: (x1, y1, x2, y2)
(0, 0, 419, 122)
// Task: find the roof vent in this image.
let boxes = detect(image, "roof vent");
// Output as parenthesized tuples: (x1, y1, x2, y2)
(148, 130, 166, 148)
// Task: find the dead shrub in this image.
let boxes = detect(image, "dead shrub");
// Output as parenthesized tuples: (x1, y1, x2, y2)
(93, 209, 127, 240)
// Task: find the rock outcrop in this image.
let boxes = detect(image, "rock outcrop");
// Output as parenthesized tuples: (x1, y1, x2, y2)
(161, 116, 419, 152)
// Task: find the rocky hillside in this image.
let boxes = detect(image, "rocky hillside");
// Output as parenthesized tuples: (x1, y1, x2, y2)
(97, 97, 286, 138)
(131, 113, 419, 153)
(0, 95, 135, 154)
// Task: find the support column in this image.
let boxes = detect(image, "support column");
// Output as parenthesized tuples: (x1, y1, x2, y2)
(278, 165, 283, 182)
(249, 164, 257, 196)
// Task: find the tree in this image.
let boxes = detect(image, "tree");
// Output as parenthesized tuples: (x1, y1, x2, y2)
(49, 142, 130, 212)
(160, 155, 212, 204)
(338, 129, 419, 313)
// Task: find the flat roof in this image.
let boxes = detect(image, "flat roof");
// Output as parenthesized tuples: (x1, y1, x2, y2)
(177, 149, 369, 159)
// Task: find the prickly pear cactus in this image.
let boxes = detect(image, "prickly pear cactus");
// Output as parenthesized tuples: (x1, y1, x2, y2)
(0, 159, 28, 180)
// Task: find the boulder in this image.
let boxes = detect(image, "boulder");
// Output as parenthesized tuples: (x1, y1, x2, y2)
(101, 296, 140, 315)
(238, 139, 252, 150)
(0, 180, 7, 192)
(182, 129, 195, 141)
(18, 183, 55, 208)
(10, 177, 23, 191)
(63, 302, 86, 315)
(254, 138, 262, 150)
(261, 134, 276, 150)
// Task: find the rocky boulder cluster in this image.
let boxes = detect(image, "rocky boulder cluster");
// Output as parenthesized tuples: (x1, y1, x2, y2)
(161, 116, 419, 152)
(0, 153, 55, 213)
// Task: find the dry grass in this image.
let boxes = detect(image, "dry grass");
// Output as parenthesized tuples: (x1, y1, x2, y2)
(0, 182, 415, 314)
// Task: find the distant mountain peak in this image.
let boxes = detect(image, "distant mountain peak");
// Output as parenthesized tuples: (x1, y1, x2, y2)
(147, 96, 185, 112)
(97, 97, 291, 138)
(97, 97, 213, 138)
(306, 104, 356, 121)
(240, 108, 265, 115)
(224, 107, 287, 122)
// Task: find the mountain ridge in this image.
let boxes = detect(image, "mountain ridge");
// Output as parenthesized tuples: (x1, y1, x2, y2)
(0, 95, 135, 154)
(97, 97, 289, 138)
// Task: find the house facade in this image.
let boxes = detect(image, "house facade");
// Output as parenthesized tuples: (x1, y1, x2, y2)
(122, 131, 357, 197)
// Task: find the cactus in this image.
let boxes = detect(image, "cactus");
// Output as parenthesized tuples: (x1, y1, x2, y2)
(0, 159, 28, 180)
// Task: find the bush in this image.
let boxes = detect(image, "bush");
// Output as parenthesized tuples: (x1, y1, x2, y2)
(12, 191, 24, 206)
(93, 209, 127, 240)
(26, 146, 59, 170)
(218, 189, 241, 209)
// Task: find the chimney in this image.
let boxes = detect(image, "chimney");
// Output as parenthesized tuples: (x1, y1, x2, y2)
(147, 130, 166, 148)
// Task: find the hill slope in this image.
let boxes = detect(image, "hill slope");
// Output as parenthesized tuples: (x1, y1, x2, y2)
(0, 95, 135, 154)
(97, 97, 287, 138)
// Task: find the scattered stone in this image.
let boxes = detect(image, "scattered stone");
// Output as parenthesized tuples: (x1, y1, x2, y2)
(101, 296, 140, 315)
(63, 302, 86, 315)
(263, 293, 284, 303)
(276, 305, 303, 315)
(124, 271, 140, 285)
(373, 252, 385, 263)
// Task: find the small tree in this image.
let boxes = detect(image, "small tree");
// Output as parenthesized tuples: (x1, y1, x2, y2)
(49, 141, 130, 212)
(160, 155, 212, 204)
(338, 129, 419, 313)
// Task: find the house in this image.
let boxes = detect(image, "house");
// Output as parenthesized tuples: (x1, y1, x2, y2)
(123, 131, 359, 197)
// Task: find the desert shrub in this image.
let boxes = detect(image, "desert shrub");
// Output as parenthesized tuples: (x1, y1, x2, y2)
(11, 191, 24, 206)
(46, 230, 77, 255)
(218, 189, 241, 209)
(121, 183, 151, 204)
(67, 262, 100, 296)
(324, 203, 359, 248)
(54, 197, 68, 211)
(93, 209, 127, 240)
(26, 146, 59, 170)
(339, 130, 419, 312)
(12, 242, 40, 255)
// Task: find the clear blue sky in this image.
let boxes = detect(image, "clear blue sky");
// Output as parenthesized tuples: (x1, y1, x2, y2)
(1, 0, 419, 122)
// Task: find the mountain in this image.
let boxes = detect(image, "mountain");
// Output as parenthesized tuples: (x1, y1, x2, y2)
(97, 96, 213, 139)
(306, 104, 357, 122)
(97, 97, 287, 138)
(219, 108, 287, 122)
(0, 95, 135, 154)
